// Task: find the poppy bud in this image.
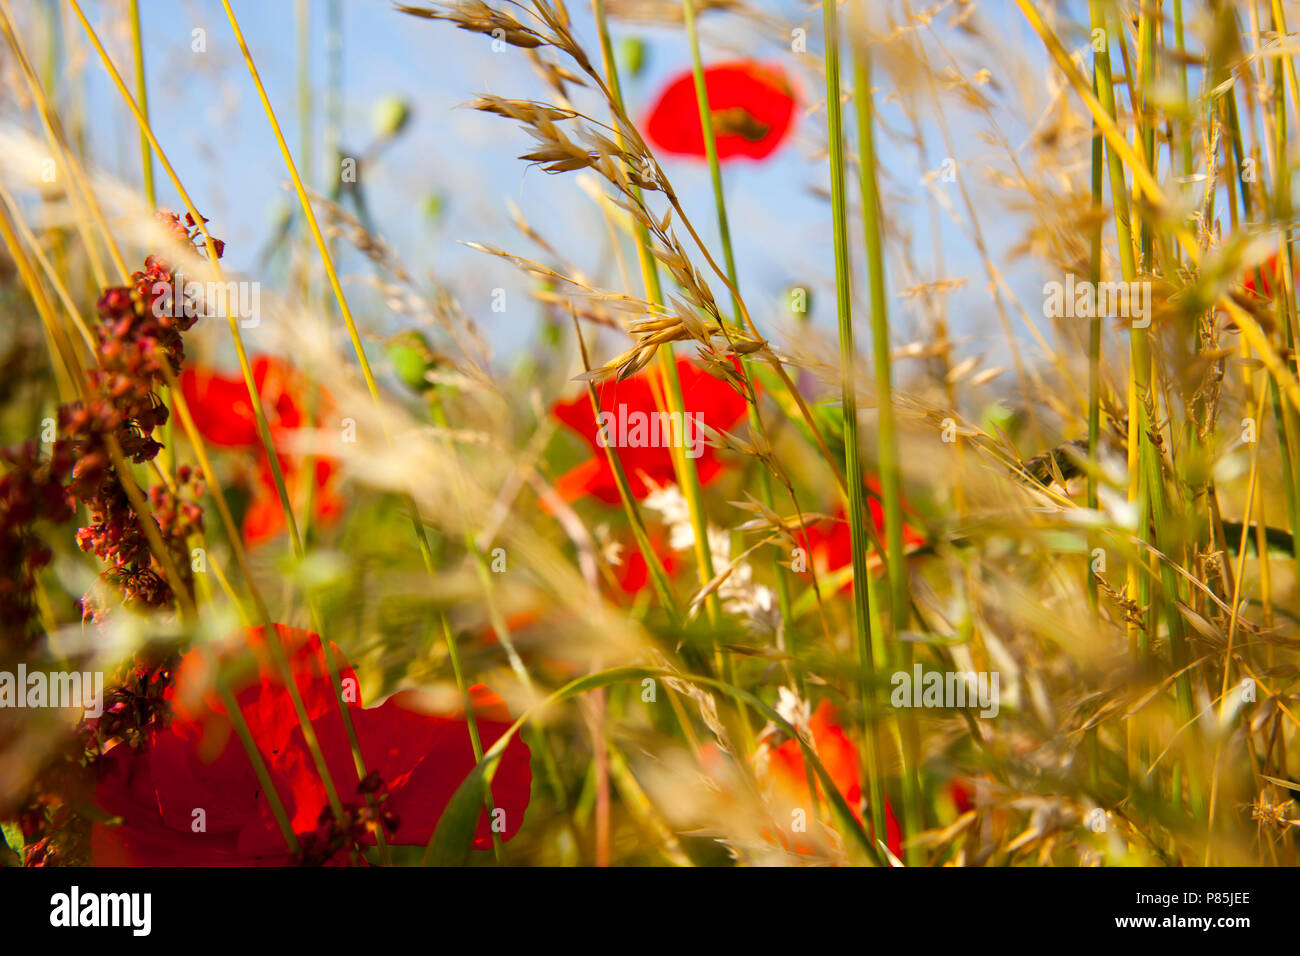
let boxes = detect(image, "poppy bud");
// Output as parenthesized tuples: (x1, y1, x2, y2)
(387, 330, 439, 394)
(618, 36, 647, 77)
(371, 95, 412, 138)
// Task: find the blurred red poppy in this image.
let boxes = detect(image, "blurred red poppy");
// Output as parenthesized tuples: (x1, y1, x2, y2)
(950, 780, 973, 816)
(646, 61, 797, 161)
(1243, 252, 1284, 300)
(552, 357, 748, 503)
(766, 699, 902, 859)
(92, 624, 532, 865)
(799, 481, 926, 591)
(242, 457, 345, 544)
(613, 531, 679, 595)
(180, 356, 342, 544)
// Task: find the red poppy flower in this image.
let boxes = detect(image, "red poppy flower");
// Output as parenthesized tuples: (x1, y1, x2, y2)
(766, 699, 902, 859)
(799, 481, 927, 591)
(180, 355, 306, 446)
(92, 624, 532, 865)
(646, 62, 797, 161)
(242, 457, 346, 545)
(552, 357, 748, 503)
(180, 356, 341, 544)
(613, 532, 679, 595)
(1243, 252, 1284, 300)
(949, 780, 973, 816)
(176, 365, 260, 447)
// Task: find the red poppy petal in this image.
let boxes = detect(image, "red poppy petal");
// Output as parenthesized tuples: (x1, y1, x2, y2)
(553, 458, 617, 504)
(615, 534, 678, 594)
(179, 366, 260, 447)
(238, 626, 362, 743)
(885, 799, 903, 861)
(808, 700, 861, 807)
(243, 683, 532, 853)
(552, 391, 602, 452)
(242, 487, 285, 544)
(950, 780, 973, 816)
(357, 686, 532, 848)
(150, 720, 264, 836)
(676, 358, 750, 430)
(1244, 253, 1282, 300)
(253, 355, 305, 431)
(95, 625, 535, 866)
(166, 625, 361, 754)
(557, 451, 682, 503)
(646, 62, 797, 161)
(551, 358, 745, 504)
(93, 740, 291, 865)
(150, 627, 360, 851)
(766, 700, 862, 818)
(313, 482, 345, 525)
(92, 817, 261, 866)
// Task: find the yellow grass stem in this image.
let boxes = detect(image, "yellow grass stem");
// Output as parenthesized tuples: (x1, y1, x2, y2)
(0, 179, 95, 354)
(127, 0, 155, 209)
(680, 0, 800, 682)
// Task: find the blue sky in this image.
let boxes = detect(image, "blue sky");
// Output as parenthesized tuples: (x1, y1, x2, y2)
(63, 0, 1052, 375)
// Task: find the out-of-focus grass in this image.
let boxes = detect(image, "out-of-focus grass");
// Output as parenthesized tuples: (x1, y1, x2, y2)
(2, 0, 1299, 867)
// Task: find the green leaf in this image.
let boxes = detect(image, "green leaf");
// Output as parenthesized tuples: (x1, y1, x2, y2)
(1, 821, 25, 859)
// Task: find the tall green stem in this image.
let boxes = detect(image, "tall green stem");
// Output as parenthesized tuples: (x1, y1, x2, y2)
(127, 0, 154, 208)
(681, 0, 797, 679)
(823, 0, 889, 856)
(591, 0, 721, 631)
(1087, 68, 1103, 616)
